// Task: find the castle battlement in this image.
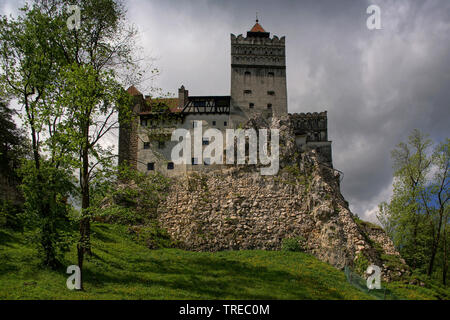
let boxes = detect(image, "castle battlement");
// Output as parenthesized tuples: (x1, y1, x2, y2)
(230, 34, 286, 45)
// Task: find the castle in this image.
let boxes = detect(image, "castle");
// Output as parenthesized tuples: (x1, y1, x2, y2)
(115, 22, 410, 280)
(119, 20, 332, 175)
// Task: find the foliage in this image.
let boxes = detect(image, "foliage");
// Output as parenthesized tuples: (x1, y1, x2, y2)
(354, 252, 370, 275)
(0, 100, 29, 177)
(130, 221, 178, 249)
(378, 130, 449, 284)
(18, 160, 76, 268)
(0, 200, 23, 230)
(282, 236, 307, 252)
(95, 165, 170, 225)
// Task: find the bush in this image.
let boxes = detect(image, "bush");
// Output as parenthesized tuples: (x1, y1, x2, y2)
(94, 166, 170, 225)
(354, 252, 370, 275)
(18, 160, 76, 268)
(282, 236, 307, 252)
(0, 200, 23, 230)
(130, 221, 178, 249)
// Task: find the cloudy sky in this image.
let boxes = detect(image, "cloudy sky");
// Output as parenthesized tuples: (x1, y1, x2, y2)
(1, 0, 449, 223)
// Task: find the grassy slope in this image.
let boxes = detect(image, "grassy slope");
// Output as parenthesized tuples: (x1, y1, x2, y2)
(0, 223, 444, 300)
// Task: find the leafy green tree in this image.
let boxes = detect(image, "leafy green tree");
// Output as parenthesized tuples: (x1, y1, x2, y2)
(378, 130, 449, 284)
(19, 160, 76, 267)
(13, 0, 141, 288)
(0, 6, 71, 267)
(1, 0, 146, 284)
(0, 100, 29, 229)
(0, 100, 29, 176)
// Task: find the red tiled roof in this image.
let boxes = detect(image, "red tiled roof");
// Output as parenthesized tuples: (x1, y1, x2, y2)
(250, 22, 266, 33)
(141, 97, 182, 114)
(127, 86, 142, 96)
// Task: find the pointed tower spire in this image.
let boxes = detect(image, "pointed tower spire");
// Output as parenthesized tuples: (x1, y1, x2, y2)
(247, 15, 270, 38)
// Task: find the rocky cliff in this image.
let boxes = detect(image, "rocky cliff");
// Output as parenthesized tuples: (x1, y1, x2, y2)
(157, 115, 409, 281)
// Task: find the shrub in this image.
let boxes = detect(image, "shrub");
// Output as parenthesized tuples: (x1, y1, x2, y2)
(94, 167, 170, 225)
(354, 252, 370, 275)
(282, 236, 307, 252)
(130, 221, 178, 249)
(0, 200, 23, 230)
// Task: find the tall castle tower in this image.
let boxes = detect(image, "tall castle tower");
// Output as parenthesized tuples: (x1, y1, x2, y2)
(230, 20, 288, 126)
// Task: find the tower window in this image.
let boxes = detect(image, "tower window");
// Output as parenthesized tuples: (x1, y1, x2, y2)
(244, 71, 251, 76)
(224, 121, 228, 126)
(143, 142, 150, 149)
(267, 91, 275, 96)
(244, 90, 252, 94)
(167, 162, 174, 170)
(202, 137, 209, 145)
(147, 162, 154, 171)
(267, 104, 272, 110)
(212, 121, 216, 126)
(191, 158, 198, 165)
(249, 103, 254, 109)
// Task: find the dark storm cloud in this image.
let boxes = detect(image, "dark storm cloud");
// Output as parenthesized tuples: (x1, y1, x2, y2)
(2, 0, 449, 222)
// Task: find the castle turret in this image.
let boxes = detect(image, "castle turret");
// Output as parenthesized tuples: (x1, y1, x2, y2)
(230, 20, 288, 126)
(178, 85, 189, 108)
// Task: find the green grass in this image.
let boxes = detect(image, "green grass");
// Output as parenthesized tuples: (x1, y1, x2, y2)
(0, 223, 445, 300)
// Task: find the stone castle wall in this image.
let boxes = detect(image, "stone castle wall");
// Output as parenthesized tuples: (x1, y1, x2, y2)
(156, 116, 408, 281)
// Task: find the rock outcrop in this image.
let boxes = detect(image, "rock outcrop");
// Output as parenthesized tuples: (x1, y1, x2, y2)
(155, 115, 408, 281)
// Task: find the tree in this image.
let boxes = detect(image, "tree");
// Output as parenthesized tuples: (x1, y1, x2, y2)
(378, 130, 449, 284)
(1, 0, 146, 283)
(0, 5, 72, 268)
(0, 100, 29, 179)
(31, 0, 141, 288)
